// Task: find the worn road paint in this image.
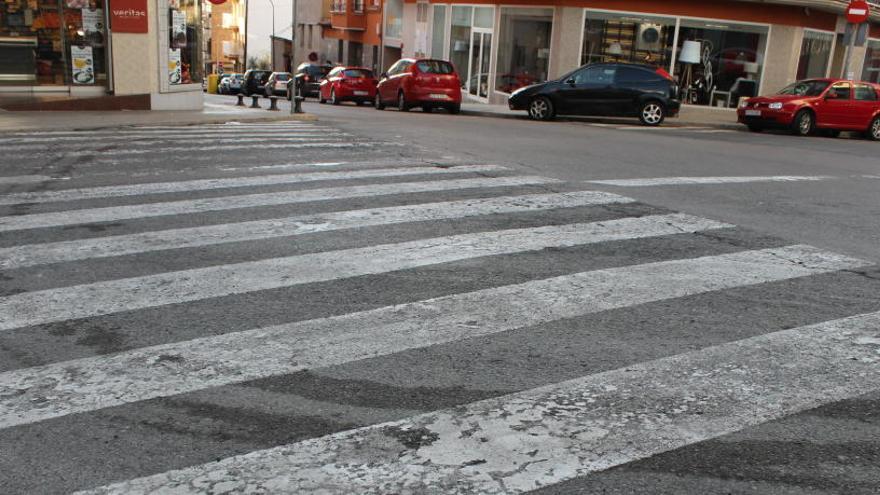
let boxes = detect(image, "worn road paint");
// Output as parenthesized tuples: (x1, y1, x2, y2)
(74, 311, 880, 494)
(2, 142, 371, 158)
(0, 244, 866, 429)
(587, 176, 833, 187)
(0, 214, 730, 332)
(0, 165, 509, 206)
(0, 175, 558, 232)
(0, 175, 54, 185)
(0, 191, 632, 269)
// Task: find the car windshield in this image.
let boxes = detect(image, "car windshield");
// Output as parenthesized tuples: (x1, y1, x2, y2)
(416, 61, 455, 75)
(778, 80, 830, 97)
(343, 69, 373, 78)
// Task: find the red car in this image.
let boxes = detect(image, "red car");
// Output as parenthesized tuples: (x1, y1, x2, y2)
(318, 67, 377, 106)
(738, 78, 880, 140)
(375, 58, 462, 114)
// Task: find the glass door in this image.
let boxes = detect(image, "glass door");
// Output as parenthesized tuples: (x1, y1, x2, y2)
(467, 30, 491, 99)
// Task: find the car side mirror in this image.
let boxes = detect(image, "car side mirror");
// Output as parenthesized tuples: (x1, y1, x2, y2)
(380, 72, 388, 79)
(565, 78, 576, 86)
(824, 92, 838, 100)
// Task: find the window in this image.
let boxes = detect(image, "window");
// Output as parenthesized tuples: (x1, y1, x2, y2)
(797, 31, 833, 80)
(863, 39, 880, 84)
(385, 0, 402, 39)
(582, 12, 676, 68)
(354, 0, 364, 13)
(416, 60, 455, 74)
(416, 3, 428, 23)
(344, 69, 373, 78)
(854, 84, 877, 101)
(829, 84, 851, 100)
(431, 5, 447, 59)
(167, 0, 203, 85)
(572, 65, 616, 85)
(495, 8, 553, 93)
(616, 66, 661, 83)
(327, 67, 343, 78)
(332, 0, 345, 13)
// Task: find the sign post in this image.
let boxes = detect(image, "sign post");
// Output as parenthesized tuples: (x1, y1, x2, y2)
(841, 0, 871, 79)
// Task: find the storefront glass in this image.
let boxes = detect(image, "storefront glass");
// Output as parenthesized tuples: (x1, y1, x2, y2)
(385, 0, 403, 40)
(582, 11, 676, 68)
(449, 6, 472, 81)
(797, 30, 833, 80)
(676, 19, 768, 106)
(863, 39, 880, 83)
(1, 0, 108, 86)
(431, 5, 446, 58)
(495, 8, 552, 94)
(167, 0, 202, 85)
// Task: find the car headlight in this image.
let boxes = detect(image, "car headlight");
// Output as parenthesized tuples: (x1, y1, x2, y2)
(739, 99, 750, 108)
(769, 102, 783, 110)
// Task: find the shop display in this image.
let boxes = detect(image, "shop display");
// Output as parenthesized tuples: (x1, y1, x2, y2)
(167, 0, 202, 85)
(70, 44, 93, 83)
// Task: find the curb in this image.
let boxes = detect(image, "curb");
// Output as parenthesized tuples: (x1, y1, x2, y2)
(460, 108, 743, 131)
(0, 112, 317, 133)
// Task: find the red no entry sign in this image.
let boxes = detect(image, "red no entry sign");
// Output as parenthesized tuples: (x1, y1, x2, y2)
(846, 0, 870, 24)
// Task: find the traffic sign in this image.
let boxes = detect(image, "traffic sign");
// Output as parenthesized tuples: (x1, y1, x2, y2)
(846, 0, 870, 24)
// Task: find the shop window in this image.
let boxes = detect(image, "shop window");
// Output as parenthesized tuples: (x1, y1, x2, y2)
(582, 11, 676, 69)
(676, 19, 768, 107)
(167, 0, 203, 86)
(431, 5, 446, 59)
(473, 7, 492, 29)
(1, 0, 108, 87)
(384, 0, 402, 39)
(863, 39, 880, 84)
(354, 0, 363, 13)
(797, 30, 833, 80)
(495, 8, 552, 94)
(449, 6, 472, 81)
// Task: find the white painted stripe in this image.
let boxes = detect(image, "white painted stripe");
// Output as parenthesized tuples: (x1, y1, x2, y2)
(0, 176, 557, 232)
(0, 191, 632, 269)
(3, 142, 367, 157)
(587, 176, 833, 187)
(76, 310, 880, 495)
(0, 244, 863, 430)
(0, 214, 730, 332)
(0, 165, 508, 206)
(219, 161, 347, 171)
(3, 124, 321, 136)
(0, 132, 347, 146)
(0, 175, 56, 185)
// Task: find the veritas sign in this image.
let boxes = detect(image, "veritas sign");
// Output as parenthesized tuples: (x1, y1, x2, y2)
(110, 0, 148, 33)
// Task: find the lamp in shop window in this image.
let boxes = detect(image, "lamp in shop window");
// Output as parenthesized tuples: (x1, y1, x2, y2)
(608, 42, 623, 55)
(678, 40, 701, 103)
(743, 62, 759, 80)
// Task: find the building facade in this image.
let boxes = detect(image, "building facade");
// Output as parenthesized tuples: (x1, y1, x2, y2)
(0, 0, 205, 110)
(206, 0, 245, 74)
(396, 0, 880, 105)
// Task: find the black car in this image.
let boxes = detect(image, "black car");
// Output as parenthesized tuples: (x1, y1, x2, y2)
(289, 63, 332, 99)
(240, 70, 272, 96)
(508, 63, 681, 126)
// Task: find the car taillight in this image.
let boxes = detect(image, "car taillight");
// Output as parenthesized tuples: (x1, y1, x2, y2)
(655, 68, 674, 82)
(304, 75, 310, 82)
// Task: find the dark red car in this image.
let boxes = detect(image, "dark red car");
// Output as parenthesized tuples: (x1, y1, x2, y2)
(375, 58, 462, 114)
(738, 78, 880, 140)
(318, 66, 377, 106)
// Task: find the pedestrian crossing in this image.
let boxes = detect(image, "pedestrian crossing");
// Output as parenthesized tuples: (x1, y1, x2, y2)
(1, 121, 878, 494)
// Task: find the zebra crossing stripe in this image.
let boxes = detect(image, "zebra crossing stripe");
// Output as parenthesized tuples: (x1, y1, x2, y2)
(0, 165, 509, 206)
(0, 134, 350, 149)
(0, 191, 633, 269)
(587, 176, 833, 187)
(0, 175, 56, 185)
(0, 176, 557, 232)
(0, 214, 730, 332)
(75, 310, 880, 495)
(5, 141, 370, 158)
(1, 124, 322, 137)
(0, 244, 865, 429)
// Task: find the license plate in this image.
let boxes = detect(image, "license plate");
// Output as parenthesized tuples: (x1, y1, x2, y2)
(354, 90, 368, 96)
(430, 94, 448, 100)
(745, 109, 761, 117)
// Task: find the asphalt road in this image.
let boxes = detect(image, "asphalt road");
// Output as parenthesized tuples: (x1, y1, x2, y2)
(0, 96, 878, 494)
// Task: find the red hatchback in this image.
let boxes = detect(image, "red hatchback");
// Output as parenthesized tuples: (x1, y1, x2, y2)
(375, 58, 462, 114)
(319, 67, 378, 106)
(738, 78, 880, 140)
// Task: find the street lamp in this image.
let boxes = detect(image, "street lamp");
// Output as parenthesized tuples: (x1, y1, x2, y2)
(267, 0, 276, 71)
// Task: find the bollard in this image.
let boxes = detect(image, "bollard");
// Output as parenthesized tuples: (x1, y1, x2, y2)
(250, 95, 261, 109)
(293, 96, 304, 114)
(236, 94, 245, 106)
(268, 96, 279, 111)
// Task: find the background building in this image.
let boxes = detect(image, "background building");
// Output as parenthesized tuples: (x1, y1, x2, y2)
(206, 0, 246, 73)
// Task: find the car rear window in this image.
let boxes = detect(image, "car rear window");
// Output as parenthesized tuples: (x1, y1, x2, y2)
(343, 69, 373, 78)
(274, 73, 290, 81)
(416, 61, 455, 75)
(615, 67, 663, 83)
(305, 66, 331, 77)
(855, 85, 878, 101)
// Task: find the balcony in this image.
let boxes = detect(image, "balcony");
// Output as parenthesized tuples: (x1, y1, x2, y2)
(330, 0, 366, 31)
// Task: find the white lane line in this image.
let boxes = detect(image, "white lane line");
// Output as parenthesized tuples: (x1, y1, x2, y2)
(76, 309, 880, 495)
(0, 175, 56, 185)
(2, 124, 322, 136)
(0, 176, 557, 232)
(0, 165, 509, 206)
(0, 191, 633, 269)
(2, 244, 863, 430)
(587, 176, 834, 187)
(219, 161, 347, 171)
(0, 214, 730, 332)
(2, 142, 368, 158)
(0, 133, 348, 146)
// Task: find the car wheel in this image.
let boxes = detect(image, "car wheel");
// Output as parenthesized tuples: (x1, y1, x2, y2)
(639, 101, 665, 126)
(528, 96, 554, 121)
(375, 95, 385, 110)
(398, 92, 409, 112)
(747, 125, 764, 133)
(791, 109, 815, 136)
(868, 116, 880, 141)
(330, 89, 340, 105)
(825, 130, 841, 138)
(422, 105, 432, 113)
(448, 104, 461, 115)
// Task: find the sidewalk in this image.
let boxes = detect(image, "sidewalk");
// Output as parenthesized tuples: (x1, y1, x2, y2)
(0, 98, 315, 132)
(460, 101, 742, 129)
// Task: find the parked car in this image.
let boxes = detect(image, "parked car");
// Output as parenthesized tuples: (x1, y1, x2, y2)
(737, 78, 880, 139)
(508, 62, 680, 126)
(240, 70, 272, 96)
(375, 58, 462, 113)
(264, 72, 291, 97)
(290, 63, 333, 99)
(319, 66, 377, 105)
(218, 73, 242, 95)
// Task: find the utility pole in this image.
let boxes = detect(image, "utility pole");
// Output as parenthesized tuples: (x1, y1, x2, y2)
(243, 0, 249, 69)
(268, 0, 276, 71)
(290, 0, 301, 113)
